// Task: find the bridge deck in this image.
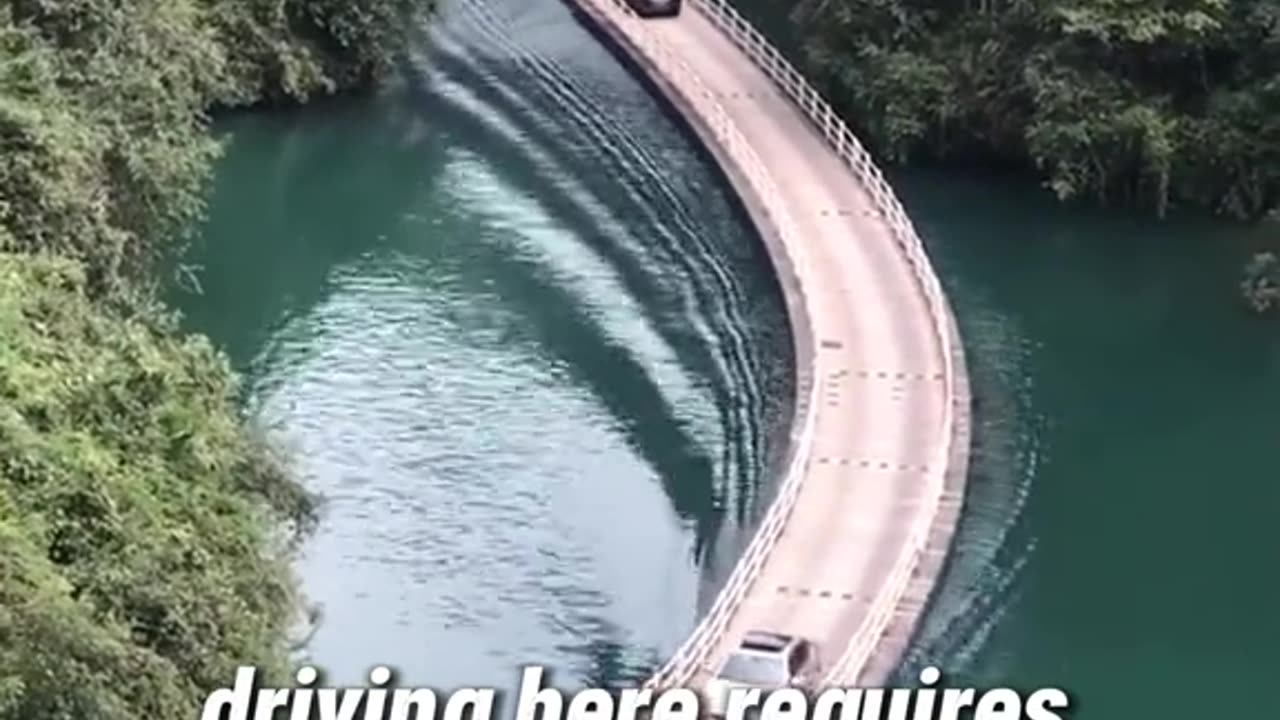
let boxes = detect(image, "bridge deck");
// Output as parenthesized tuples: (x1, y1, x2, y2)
(568, 0, 970, 690)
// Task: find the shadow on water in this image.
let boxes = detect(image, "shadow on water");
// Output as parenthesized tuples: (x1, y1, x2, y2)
(174, 0, 794, 690)
(181, 83, 732, 554)
(414, 8, 788, 536)
(563, 622, 665, 690)
(422, 180, 725, 545)
(185, 89, 737, 548)
(446, 0, 796, 516)
(416, 48, 729, 392)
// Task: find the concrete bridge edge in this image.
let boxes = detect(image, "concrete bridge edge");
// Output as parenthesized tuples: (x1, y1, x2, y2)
(562, 0, 973, 687)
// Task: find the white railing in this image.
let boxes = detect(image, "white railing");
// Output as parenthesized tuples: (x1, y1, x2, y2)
(685, 0, 957, 687)
(580, 0, 959, 690)
(576, 0, 824, 691)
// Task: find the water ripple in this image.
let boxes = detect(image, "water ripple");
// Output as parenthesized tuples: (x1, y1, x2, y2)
(183, 0, 793, 691)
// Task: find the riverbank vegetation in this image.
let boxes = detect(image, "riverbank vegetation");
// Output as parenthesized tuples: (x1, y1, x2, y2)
(0, 253, 313, 718)
(767, 0, 1279, 312)
(1, 0, 434, 293)
(787, 0, 1279, 221)
(0, 1, 432, 717)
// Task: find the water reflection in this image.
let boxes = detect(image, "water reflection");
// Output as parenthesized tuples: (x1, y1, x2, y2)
(176, 0, 791, 690)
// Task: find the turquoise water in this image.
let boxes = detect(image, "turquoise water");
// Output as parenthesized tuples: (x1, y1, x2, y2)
(177, 0, 1280, 715)
(176, 0, 791, 690)
(893, 170, 1280, 717)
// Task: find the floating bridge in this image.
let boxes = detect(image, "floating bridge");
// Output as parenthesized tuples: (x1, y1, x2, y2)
(565, 0, 973, 690)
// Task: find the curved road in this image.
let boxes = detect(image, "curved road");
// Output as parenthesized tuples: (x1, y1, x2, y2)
(564, 0, 973, 690)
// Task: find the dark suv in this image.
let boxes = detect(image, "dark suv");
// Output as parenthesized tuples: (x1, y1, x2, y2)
(626, 0, 683, 18)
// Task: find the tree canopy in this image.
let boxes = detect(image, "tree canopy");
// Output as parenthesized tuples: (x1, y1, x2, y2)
(787, 0, 1280, 219)
(0, 0, 434, 295)
(1, 0, 433, 716)
(0, 253, 314, 719)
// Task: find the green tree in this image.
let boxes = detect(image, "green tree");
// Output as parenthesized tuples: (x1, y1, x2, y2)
(0, 253, 314, 719)
(0, 5, 220, 295)
(1, 0, 437, 715)
(207, 0, 439, 105)
(1, 0, 437, 294)
(787, 0, 1280, 218)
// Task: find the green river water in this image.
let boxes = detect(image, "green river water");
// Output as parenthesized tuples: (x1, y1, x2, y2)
(174, 0, 1280, 716)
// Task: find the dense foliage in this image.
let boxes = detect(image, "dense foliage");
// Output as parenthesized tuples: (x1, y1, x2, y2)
(0, 0, 433, 294)
(1, 0, 431, 716)
(0, 253, 313, 719)
(211, 0, 437, 105)
(786, 0, 1280, 220)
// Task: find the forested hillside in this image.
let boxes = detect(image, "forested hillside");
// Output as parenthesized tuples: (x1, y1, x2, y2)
(0, 1, 433, 717)
(784, 0, 1280, 221)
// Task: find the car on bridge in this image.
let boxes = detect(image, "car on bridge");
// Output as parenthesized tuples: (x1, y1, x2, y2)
(625, 0, 683, 18)
(704, 631, 821, 717)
